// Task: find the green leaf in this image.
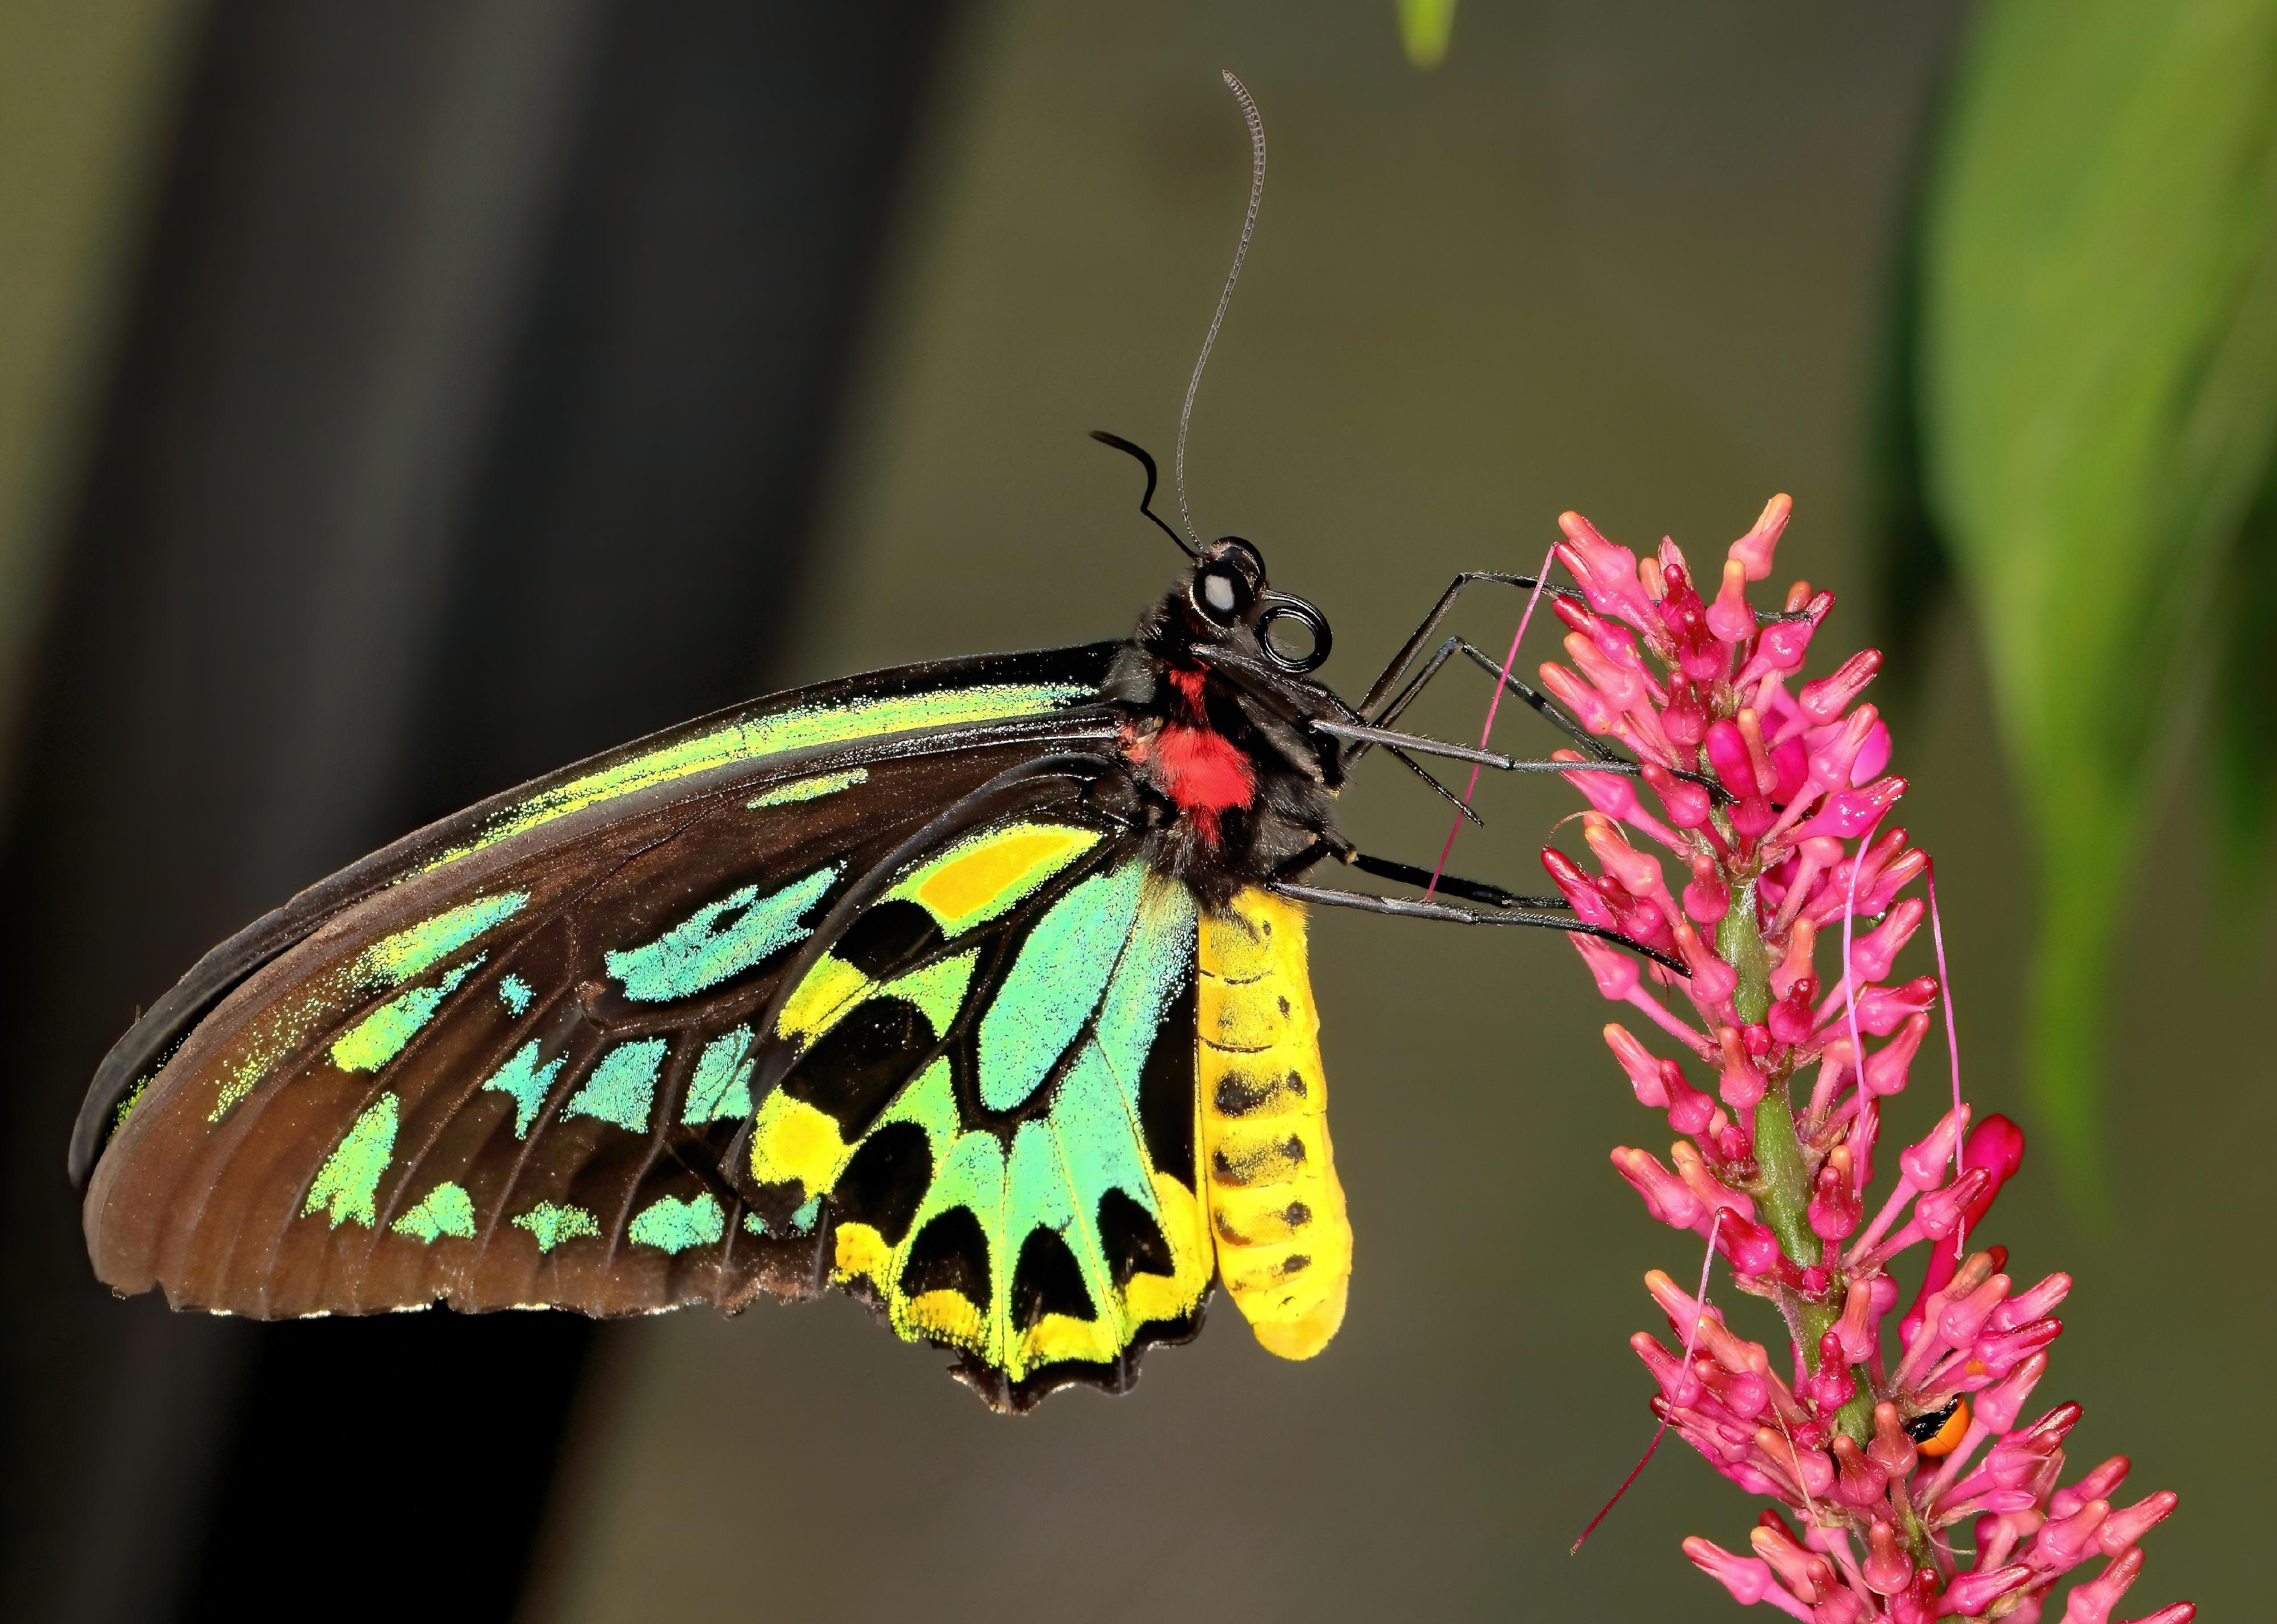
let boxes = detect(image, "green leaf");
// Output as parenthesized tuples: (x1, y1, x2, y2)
(2214, 452, 2277, 923)
(1920, 0, 2277, 1210)
(1396, 0, 1457, 69)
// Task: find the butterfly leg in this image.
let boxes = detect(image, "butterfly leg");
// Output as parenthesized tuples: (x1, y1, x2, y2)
(1352, 571, 1583, 718)
(1269, 877, 1686, 975)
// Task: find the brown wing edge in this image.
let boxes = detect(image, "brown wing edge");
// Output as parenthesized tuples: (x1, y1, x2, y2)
(68, 641, 1122, 1188)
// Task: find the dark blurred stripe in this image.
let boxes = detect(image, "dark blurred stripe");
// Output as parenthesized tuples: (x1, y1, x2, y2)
(0, 2, 954, 1621)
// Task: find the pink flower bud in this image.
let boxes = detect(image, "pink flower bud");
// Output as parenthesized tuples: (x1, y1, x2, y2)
(2097, 1490, 2178, 1555)
(1797, 648, 1881, 725)
(1847, 895, 1923, 983)
(1642, 762, 1714, 829)
(1661, 672, 1707, 746)
(1555, 512, 1657, 633)
(1991, 1272, 2071, 1333)
(1972, 1317, 2063, 1378)
(2057, 1544, 2143, 1624)
(1900, 1105, 1973, 1188)
(2051, 1456, 2131, 1521)
(2033, 1499, 2110, 1571)
(1718, 1029, 1767, 1111)
(1865, 1011, 1931, 1095)
(1806, 705, 1882, 800)
(1869, 1401, 1918, 1480)
(1572, 934, 1641, 1000)
(1853, 975, 1939, 1037)
(1683, 850, 1730, 923)
(1863, 1519, 1913, 1594)
(1681, 1539, 1782, 1607)
(1828, 1433, 1884, 1510)
(1972, 1352, 2049, 1434)
(1613, 1146, 1706, 1230)
(1797, 774, 1908, 838)
(1718, 1213, 1785, 1277)
(1809, 1158, 1863, 1240)
(1851, 717, 1891, 783)
(1706, 719, 1756, 798)
(1707, 558, 1756, 644)
(1729, 493, 1790, 581)
(1941, 1564, 2034, 1616)
(1541, 846, 1620, 927)
(1539, 661, 1621, 734)
(1916, 1167, 1992, 1239)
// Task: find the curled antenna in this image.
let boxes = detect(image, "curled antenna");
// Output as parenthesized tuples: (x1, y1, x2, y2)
(1175, 69, 1266, 549)
(1089, 429, 1196, 558)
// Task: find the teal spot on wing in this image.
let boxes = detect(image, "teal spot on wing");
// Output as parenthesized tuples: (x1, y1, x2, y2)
(427, 683, 1092, 870)
(329, 955, 484, 1073)
(742, 1195, 820, 1238)
(606, 868, 836, 1004)
(748, 767, 867, 809)
(562, 1038, 667, 1132)
(392, 1181, 475, 1243)
(976, 860, 1147, 1112)
(1093, 881, 1196, 1092)
(207, 890, 529, 1123)
(483, 1040, 565, 1138)
(682, 1028, 755, 1124)
(498, 974, 533, 1015)
(304, 1094, 399, 1228)
(628, 1193, 725, 1253)
(514, 1201, 599, 1253)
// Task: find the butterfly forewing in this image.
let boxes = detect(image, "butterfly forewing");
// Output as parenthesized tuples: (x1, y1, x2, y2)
(83, 652, 1130, 1326)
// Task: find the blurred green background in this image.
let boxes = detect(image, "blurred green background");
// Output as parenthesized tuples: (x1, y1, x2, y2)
(3, 3, 2267, 1622)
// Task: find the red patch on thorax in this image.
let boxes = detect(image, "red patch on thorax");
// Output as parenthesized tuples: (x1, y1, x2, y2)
(1125, 665, 1256, 845)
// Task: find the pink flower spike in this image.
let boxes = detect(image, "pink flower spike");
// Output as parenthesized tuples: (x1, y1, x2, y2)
(1707, 558, 1756, 644)
(1729, 493, 1791, 581)
(1682, 1539, 1816, 1620)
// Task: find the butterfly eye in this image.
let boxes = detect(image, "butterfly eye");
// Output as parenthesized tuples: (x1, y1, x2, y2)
(1191, 564, 1254, 624)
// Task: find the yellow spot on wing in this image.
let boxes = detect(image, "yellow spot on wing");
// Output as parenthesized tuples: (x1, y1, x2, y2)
(833, 1220, 891, 1283)
(775, 954, 871, 1044)
(889, 824, 1102, 935)
(904, 1288, 985, 1349)
(748, 1095, 852, 1196)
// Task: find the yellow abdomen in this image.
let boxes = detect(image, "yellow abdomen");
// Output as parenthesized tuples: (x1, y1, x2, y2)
(1196, 887, 1351, 1360)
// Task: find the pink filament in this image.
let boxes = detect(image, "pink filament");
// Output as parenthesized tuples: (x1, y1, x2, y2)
(1425, 543, 1559, 897)
(1572, 1208, 1723, 1553)
(1926, 858, 1966, 1256)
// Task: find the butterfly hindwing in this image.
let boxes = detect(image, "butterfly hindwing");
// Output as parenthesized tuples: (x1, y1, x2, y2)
(739, 824, 1215, 1406)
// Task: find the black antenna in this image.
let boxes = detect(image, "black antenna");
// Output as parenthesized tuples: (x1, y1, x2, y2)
(1089, 429, 1196, 559)
(1176, 69, 1266, 549)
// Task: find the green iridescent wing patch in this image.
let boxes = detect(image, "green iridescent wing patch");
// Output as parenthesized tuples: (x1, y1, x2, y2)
(78, 645, 1127, 1332)
(742, 828, 1214, 1405)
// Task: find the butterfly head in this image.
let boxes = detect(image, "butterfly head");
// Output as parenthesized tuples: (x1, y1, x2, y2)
(1186, 536, 1331, 676)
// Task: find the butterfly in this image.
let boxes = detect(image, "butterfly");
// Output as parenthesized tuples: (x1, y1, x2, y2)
(67, 73, 1693, 1411)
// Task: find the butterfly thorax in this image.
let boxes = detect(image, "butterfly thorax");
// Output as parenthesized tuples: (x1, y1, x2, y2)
(1102, 579, 1343, 911)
